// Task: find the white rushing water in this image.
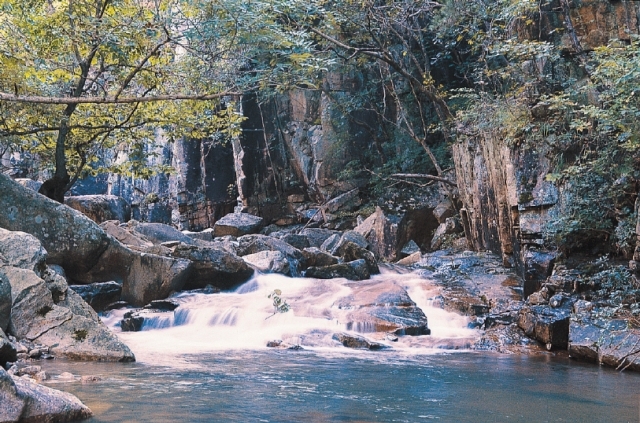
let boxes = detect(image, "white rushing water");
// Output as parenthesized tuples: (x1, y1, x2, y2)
(102, 267, 480, 365)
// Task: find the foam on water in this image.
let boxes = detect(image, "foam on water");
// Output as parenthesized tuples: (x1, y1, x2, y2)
(102, 268, 481, 365)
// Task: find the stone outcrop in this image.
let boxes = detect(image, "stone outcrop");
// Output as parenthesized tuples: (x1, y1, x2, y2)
(0, 272, 11, 332)
(332, 332, 386, 350)
(65, 194, 131, 224)
(243, 251, 290, 275)
(0, 229, 48, 277)
(0, 367, 92, 423)
(70, 281, 122, 312)
(0, 173, 111, 278)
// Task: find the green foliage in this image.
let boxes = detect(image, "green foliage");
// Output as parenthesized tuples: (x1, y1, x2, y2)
(72, 329, 89, 342)
(266, 289, 290, 318)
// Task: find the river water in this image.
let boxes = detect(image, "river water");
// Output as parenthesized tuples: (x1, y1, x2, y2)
(40, 271, 640, 422)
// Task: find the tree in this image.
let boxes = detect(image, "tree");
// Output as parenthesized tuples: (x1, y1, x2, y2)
(0, 0, 323, 201)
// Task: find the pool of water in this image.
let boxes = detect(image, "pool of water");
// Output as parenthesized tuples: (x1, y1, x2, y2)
(42, 351, 640, 423)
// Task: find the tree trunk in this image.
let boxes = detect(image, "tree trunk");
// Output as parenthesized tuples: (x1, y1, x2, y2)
(38, 112, 73, 202)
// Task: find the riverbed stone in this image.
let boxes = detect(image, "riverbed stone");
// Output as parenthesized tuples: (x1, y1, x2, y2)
(0, 367, 24, 422)
(65, 194, 131, 224)
(301, 247, 339, 267)
(517, 304, 570, 350)
(336, 241, 379, 275)
(299, 228, 339, 248)
(305, 259, 370, 281)
(130, 221, 197, 246)
(214, 212, 264, 237)
(172, 244, 253, 290)
(0, 329, 17, 367)
(12, 371, 93, 421)
(100, 220, 154, 249)
(236, 234, 305, 262)
(332, 332, 386, 350)
(569, 317, 640, 370)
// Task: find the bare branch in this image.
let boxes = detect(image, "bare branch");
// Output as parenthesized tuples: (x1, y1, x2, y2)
(390, 173, 456, 186)
(0, 91, 240, 105)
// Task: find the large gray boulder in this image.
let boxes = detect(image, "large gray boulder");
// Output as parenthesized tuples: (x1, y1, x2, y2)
(100, 220, 154, 249)
(299, 228, 339, 248)
(243, 251, 290, 275)
(65, 194, 131, 224)
(2, 266, 134, 362)
(214, 212, 264, 237)
(172, 244, 253, 290)
(69, 281, 122, 312)
(130, 222, 197, 246)
(75, 238, 192, 306)
(0, 173, 111, 278)
(0, 367, 93, 422)
(0, 228, 48, 277)
(236, 234, 305, 262)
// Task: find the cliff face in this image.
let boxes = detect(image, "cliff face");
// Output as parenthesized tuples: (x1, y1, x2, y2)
(452, 0, 640, 296)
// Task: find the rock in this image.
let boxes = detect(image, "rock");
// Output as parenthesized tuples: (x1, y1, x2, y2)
(100, 220, 154, 249)
(430, 223, 448, 250)
(12, 371, 93, 422)
(34, 314, 135, 361)
(524, 250, 556, 298)
(324, 188, 361, 213)
(0, 367, 25, 422)
(64, 195, 131, 224)
(75, 239, 193, 306)
(332, 333, 386, 350)
(433, 199, 455, 224)
(0, 330, 17, 367)
(305, 259, 370, 281)
(444, 217, 464, 234)
(328, 231, 369, 256)
(335, 241, 379, 275)
(4, 267, 72, 341)
(43, 266, 69, 303)
(354, 207, 399, 261)
(549, 294, 564, 308)
(183, 228, 215, 242)
(144, 299, 179, 311)
(396, 251, 422, 266)
(0, 229, 48, 277)
(280, 234, 310, 250)
(3, 266, 134, 362)
(299, 228, 339, 248)
(573, 300, 593, 315)
(400, 240, 421, 257)
(517, 305, 570, 350)
(213, 213, 264, 237)
(320, 234, 340, 253)
(0, 173, 111, 278)
(527, 291, 547, 305)
(14, 178, 42, 192)
(243, 251, 290, 275)
(335, 280, 430, 335)
(69, 281, 123, 312)
(131, 222, 197, 246)
(0, 272, 10, 332)
(301, 247, 339, 267)
(236, 234, 305, 263)
(569, 318, 640, 370)
(172, 244, 253, 290)
(120, 311, 145, 332)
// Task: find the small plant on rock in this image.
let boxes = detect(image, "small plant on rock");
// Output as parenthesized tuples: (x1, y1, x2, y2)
(266, 289, 290, 320)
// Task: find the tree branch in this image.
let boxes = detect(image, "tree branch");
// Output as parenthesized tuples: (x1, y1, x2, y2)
(390, 173, 456, 186)
(0, 91, 240, 105)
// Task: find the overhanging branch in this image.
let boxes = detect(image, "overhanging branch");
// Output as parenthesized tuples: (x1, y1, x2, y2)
(0, 91, 241, 105)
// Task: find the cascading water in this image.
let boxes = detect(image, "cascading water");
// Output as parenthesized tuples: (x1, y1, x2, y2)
(102, 266, 480, 364)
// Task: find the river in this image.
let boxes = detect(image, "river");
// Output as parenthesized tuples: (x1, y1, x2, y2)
(40, 271, 640, 422)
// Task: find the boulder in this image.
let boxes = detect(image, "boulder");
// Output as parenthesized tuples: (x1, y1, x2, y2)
(213, 212, 264, 237)
(0, 367, 25, 422)
(430, 223, 448, 250)
(569, 318, 640, 370)
(64, 194, 131, 224)
(8, 368, 93, 422)
(335, 280, 430, 335)
(2, 266, 134, 361)
(172, 244, 253, 290)
(69, 281, 123, 312)
(400, 240, 421, 258)
(0, 173, 111, 278)
(0, 272, 10, 332)
(100, 220, 154, 249)
(14, 178, 42, 192)
(354, 207, 398, 261)
(299, 228, 339, 248)
(236, 234, 305, 262)
(280, 234, 310, 250)
(0, 329, 17, 367)
(243, 251, 290, 275)
(75, 238, 192, 306)
(0, 229, 48, 278)
(4, 267, 72, 341)
(130, 222, 197, 246)
(183, 228, 215, 242)
(301, 247, 339, 267)
(433, 199, 455, 224)
(305, 259, 370, 281)
(335, 241, 379, 275)
(523, 249, 556, 298)
(332, 333, 386, 350)
(517, 304, 570, 350)
(396, 251, 422, 266)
